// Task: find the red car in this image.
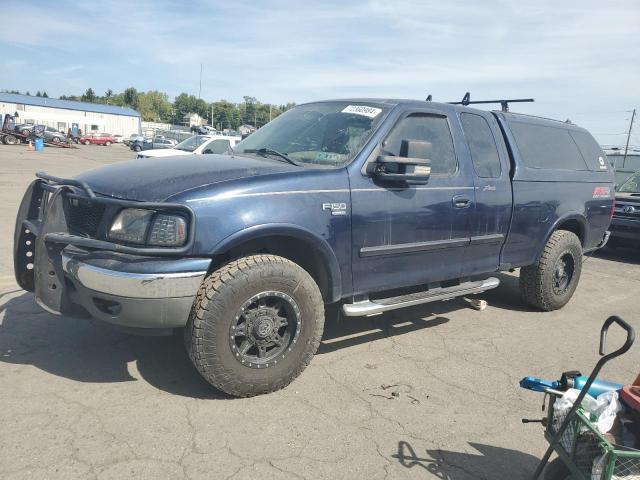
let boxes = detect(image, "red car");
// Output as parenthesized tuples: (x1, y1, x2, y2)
(79, 133, 116, 146)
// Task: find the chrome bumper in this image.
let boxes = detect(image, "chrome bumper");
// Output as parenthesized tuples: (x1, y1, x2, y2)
(62, 254, 207, 299)
(58, 253, 210, 329)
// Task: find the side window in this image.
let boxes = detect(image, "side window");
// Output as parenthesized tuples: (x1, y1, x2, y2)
(509, 122, 588, 170)
(460, 113, 501, 178)
(204, 139, 231, 154)
(382, 113, 457, 175)
(569, 130, 607, 171)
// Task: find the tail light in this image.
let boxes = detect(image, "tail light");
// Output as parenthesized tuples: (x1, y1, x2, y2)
(610, 198, 616, 221)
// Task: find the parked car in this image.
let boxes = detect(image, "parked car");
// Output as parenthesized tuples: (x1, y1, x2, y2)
(124, 133, 144, 146)
(12, 124, 66, 143)
(130, 136, 177, 152)
(135, 134, 241, 158)
(608, 170, 640, 248)
(13, 123, 35, 137)
(14, 99, 614, 397)
(79, 134, 116, 146)
(604, 146, 640, 187)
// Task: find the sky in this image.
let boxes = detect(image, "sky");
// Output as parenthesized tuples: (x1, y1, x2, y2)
(1, 0, 639, 145)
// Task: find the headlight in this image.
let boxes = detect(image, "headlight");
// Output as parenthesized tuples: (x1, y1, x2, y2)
(108, 209, 187, 246)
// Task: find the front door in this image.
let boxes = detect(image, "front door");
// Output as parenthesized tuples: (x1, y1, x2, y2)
(349, 108, 476, 296)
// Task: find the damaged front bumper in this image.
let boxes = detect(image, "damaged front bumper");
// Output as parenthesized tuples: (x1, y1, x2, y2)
(14, 175, 209, 329)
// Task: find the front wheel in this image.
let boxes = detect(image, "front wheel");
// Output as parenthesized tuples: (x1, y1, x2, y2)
(520, 230, 583, 311)
(105, 141, 112, 146)
(133, 145, 141, 152)
(185, 255, 325, 397)
(84, 140, 91, 145)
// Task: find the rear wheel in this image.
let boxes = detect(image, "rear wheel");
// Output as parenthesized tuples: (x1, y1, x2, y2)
(51, 137, 60, 143)
(185, 254, 324, 397)
(84, 140, 91, 145)
(133, 145, 141, 152)
(3, 134, 18, 145)
(105, 141, 112, 146)
(520, 230, 583, 311)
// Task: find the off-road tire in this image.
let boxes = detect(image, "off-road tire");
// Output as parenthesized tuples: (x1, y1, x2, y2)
(133, 145, 141, 152)
(520, 230, 583, 311)
(185, 254, 325, 397)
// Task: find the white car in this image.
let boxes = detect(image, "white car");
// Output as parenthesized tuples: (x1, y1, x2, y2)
(136, 135, 241, 159)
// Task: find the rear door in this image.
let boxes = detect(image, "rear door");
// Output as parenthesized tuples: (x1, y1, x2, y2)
(458, 111, 513, 275)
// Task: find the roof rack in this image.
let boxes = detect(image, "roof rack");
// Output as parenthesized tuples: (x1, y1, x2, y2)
(425, 92, 534, 112)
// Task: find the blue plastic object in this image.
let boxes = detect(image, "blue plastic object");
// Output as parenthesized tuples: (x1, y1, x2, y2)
(520, 375, 622, 397)
(569, 376, 623, 397)
(34, 138, 44, 152)
(520, 376, 561, 392)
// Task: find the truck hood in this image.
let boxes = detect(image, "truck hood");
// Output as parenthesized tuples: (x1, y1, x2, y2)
(75, 154, 297, 202)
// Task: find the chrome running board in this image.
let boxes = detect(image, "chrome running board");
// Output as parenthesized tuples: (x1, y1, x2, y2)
(342, 277, 500, 317)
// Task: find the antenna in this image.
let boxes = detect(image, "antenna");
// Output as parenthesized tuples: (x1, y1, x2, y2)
(448, 92, 534, 112)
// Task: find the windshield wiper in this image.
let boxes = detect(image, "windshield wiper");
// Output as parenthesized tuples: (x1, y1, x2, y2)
(244, 148, 299, 166)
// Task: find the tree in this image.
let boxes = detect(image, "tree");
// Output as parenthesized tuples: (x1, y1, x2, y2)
(210, 100, 242, 130)
(104, 89, 113, 104)
(35, 91, 42, 97)
(42, 91, 48, 98)
(137, 90, 172, 122)
(123, 87, 139, 109)
(81, 88, 96, 103)
(172, 93, 207, 124)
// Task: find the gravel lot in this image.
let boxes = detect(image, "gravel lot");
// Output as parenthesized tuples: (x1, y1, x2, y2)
(0, 143, 638, 479)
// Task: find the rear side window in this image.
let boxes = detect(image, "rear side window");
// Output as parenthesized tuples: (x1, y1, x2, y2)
(383, 114, 457, 175)
(509, 122, 588, 170)
(460, 113, 501, 178)
(569, 130, 607, 171)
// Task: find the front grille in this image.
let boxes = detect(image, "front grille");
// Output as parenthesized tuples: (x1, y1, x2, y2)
(613, 201, 640, 220)
(65, 197, 106, 237)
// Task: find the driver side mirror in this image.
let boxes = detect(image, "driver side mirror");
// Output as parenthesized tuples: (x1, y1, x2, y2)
(367, 140, 432, 185)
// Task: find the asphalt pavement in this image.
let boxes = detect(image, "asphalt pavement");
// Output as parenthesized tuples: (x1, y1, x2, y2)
(0, 143, 638, 479)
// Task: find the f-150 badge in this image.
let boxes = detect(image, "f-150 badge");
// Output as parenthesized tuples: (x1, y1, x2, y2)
(322, 202, 347, 216)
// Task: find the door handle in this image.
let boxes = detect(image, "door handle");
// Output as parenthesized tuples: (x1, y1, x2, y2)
(452, 195, 472, 209)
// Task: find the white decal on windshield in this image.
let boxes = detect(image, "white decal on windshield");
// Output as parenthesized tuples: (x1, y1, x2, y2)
(341, 105, 382, 118)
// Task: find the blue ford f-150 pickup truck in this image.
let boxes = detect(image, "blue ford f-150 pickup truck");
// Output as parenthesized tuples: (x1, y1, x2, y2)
(14, 99, 614, 396)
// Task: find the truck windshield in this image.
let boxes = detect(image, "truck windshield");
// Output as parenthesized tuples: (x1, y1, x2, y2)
(619, 172, 640, 193)
(234, 102, 389, 167)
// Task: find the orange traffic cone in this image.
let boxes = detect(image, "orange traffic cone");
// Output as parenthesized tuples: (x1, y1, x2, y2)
(27, 140, 34, 151)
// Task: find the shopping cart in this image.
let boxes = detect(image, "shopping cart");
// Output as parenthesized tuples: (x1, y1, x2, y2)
(524, 316, 639, 480)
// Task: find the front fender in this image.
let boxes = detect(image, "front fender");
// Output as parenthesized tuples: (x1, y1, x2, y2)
(212, 223, 343, 302)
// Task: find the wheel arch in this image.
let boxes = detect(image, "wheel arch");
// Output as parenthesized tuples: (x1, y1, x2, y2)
(535, 213, 587, 262)
(209, 224, 343, 303)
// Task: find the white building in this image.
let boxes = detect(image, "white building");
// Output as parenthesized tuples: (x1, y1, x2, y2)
(183, 112, 205, 127)
(0, 93, 141, 136)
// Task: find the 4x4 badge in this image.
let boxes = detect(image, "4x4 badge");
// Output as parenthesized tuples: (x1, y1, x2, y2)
(322, 202, 347, 216)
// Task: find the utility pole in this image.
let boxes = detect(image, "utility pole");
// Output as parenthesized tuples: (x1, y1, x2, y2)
(269, 104, 272, 122)
(623, 108, 636, 167)
(198, 63, 203, 100)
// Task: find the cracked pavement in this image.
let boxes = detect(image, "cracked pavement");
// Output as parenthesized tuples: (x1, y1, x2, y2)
(1, 144, 638, 479)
